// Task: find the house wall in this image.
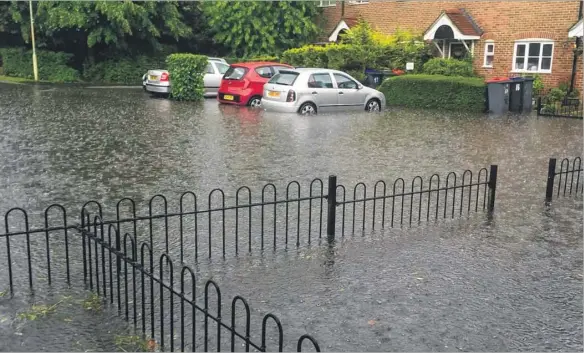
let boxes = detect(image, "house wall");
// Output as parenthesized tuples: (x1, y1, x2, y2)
(321, 0, 582, 90)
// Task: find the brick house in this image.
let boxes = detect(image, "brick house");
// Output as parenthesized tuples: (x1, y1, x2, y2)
(318, 0, 583, 89)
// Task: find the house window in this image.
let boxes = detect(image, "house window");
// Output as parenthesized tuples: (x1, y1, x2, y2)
(512, 40, 554, 73)
(318, 0, 336, 7)
(483, 41, 494, 67)
(349, 0, 369, 4)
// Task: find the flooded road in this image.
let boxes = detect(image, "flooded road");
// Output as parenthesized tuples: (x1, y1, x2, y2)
(0, 83, 582, 351)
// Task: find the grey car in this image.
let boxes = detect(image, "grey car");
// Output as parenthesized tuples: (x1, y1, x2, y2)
(143, 58, 230, 97)
(261, 68, 386, 115)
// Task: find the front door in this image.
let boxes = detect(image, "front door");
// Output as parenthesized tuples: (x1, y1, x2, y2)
(307, 73, 338, 112)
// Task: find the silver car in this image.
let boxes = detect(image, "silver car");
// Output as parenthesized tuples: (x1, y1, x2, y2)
(143, 58, 230, 97)
(261, 68, 386, 115)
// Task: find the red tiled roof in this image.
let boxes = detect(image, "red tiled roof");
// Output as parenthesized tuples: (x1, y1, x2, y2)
(444, 9, 482, 36)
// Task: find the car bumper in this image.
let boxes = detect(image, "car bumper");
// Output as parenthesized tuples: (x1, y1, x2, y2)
(261, 99, 299, 113)
(145, 84, 171, 94)
(217, 92, 246, 105)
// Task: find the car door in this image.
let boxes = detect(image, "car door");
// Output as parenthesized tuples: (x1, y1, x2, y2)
(333, 73, 368, 110)
(207, 61, 229, 95)
(306, 73, 338, 112)
(203, 62, 218, 95)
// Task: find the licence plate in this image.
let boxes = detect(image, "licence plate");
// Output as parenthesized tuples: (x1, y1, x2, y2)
(149, 75, 158, 80)
(223, 95, 234, 101)
(267, 91, 280, 98)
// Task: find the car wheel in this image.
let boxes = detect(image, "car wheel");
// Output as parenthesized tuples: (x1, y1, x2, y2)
(248, 96, 262, 108)
(298, 102, 317, 115)
(366, 98, 381, 112)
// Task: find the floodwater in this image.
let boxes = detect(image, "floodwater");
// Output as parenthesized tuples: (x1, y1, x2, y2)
(0, 83, 582, 352)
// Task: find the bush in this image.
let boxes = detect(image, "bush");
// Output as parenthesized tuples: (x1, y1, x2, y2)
(0, 47, 80, 82)
(379, 74, 486, 112)
(165, 53, 208, 101)
(422, 58, 474, 77)
(225, 55, 280, 64)
(280, 24, 432, 75)
(83, 56, 166, 85)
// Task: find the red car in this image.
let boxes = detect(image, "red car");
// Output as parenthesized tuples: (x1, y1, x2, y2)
(217, 62, 294, 107)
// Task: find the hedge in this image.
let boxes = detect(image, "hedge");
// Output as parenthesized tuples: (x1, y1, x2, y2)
(379, 74, 486, 112)
(83, 56, 166, 85)
(0, 48, 80, 82)
(422, 58, 474, 77)
(165, 53, 208, 101)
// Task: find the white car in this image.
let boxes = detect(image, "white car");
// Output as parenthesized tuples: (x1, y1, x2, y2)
(261, 68, 386, 115)
(143, 57, 230, 97)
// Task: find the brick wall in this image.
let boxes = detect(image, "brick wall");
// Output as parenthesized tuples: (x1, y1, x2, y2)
(321, 0, 582, 89)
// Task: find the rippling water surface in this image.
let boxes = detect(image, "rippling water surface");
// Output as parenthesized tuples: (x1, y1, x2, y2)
(0, 83, 582, 351)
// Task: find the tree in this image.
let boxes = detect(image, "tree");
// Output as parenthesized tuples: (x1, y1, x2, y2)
(0, 1, 194, 64)
(202, 1, 320, 58)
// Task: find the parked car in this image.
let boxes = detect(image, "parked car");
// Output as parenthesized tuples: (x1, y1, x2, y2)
(261, 68, 386, 115)
(143, 58, 230, 97)
(216, 62, 294, 107)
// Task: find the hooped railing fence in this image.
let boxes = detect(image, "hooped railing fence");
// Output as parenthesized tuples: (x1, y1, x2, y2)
(1, 165, 499, 351)
(545, 157, 583, 204)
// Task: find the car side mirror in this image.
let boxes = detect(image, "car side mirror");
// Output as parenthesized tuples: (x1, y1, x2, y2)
(357, 84, 363, 90)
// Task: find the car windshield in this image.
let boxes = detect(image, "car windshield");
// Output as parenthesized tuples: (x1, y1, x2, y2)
(268, 72, 299, 86)
(215, 62, 230, 74)
(223, 66, 247, 80)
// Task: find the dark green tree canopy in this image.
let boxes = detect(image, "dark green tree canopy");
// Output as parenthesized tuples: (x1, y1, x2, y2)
(202, 1, 320, 58)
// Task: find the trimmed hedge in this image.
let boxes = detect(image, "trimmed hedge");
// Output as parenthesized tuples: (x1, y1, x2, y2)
(0, 48, 80, 82)
(422, 58, 474, 77)
(225, 55, 280, 64)
(83, 56, 166, 85)
(165, 53, 208, 101)
(379, 74, 486, 112)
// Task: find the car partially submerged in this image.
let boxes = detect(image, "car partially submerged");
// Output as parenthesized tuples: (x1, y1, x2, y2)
(261, 68, 386, 115)
(143, 58, 230, 97)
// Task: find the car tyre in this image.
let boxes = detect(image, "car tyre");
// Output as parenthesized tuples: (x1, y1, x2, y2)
(365, 98, 381, 112)
(298, 102, 317, 116)
(248, 96, 262, 108)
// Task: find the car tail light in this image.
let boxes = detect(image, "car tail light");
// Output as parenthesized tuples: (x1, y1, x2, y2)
(160, 72, 169, 81)
(286, 89, 296, 102)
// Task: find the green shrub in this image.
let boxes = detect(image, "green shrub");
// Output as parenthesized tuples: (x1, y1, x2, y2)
(422, 58, 474, 77)
(379, 74, 486, 112)
(225, 55, 280, 64)
(0, 47, 79, 82)
(165, 53, 208, 101)
(83, 56, 166, 85)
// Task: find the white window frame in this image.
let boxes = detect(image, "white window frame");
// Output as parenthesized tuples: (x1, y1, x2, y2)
(348, 0, 369, 5)
(317, 0, 336, 7)
(511, 39, 554, 74)
(483, 40, 495, 68)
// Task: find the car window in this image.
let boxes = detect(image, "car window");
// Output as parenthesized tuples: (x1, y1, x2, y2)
(333, 73, 358, 89)
(215, 62, 230, 74)
(268, 72, 299, 86)
(205, 63, 215, 74)
(223, 66, 247, 80)
(308, 73, 334, 89)
(255, 66, 273, 78)
(272, 65, 293, 73)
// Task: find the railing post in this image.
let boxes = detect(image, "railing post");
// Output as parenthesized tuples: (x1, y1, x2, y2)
(326, 175, 337, 244)
(487, 165, 498, 213)
(536, 96, 542, 115)
(545, 158, 557, 205)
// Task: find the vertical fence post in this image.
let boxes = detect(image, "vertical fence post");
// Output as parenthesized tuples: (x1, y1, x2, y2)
(545, 158, 557, 205)
(326, 175, 337, 244)
(536, 96, 542, 116)
(487, 165, 498, 213)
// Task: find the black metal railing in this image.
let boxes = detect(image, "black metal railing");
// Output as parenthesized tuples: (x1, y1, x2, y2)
(2, 166, 498, 292)
(79, 223, 321, 352)
(545, 157, 583, 204)
(537, 96, 584, 119)
(0, 165, 498, 351)
(0, 212, 320, 352)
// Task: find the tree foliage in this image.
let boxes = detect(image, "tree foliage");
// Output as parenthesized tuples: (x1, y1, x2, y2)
(202, 1, 320, 57)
